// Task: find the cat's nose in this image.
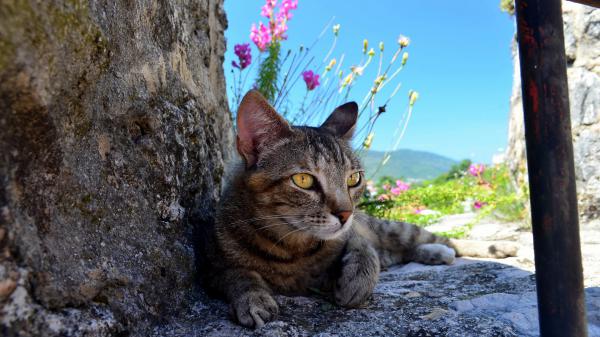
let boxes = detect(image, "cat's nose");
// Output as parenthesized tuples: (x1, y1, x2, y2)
(334, 210, 353, 225)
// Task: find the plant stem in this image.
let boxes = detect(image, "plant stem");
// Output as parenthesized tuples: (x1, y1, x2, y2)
(257, 42, 281, 103)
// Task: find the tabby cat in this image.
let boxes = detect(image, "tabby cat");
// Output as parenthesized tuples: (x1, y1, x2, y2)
(203, 90, 517, 328)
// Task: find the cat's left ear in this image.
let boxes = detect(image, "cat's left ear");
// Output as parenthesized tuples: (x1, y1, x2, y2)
(320, 102, 358, 140)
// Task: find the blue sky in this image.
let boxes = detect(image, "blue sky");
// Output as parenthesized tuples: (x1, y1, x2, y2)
(224, 0, 515, 163)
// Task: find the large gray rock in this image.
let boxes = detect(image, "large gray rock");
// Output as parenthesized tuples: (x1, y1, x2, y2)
(0, 0, 232, 335)
(506, 1, 600, 222)
(150, 259, 600, 337)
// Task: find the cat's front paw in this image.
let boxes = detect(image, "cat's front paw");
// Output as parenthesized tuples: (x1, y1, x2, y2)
(231, 289, 279, 328)
(334, 247, 379, 308)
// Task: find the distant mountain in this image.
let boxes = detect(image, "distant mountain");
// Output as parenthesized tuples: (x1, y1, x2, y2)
(359, 149, 457, 182)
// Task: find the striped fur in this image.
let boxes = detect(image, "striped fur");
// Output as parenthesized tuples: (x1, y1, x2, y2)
(203, 91, 516, 328)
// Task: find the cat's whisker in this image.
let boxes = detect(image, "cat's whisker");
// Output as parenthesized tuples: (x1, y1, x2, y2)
(252, 217, 313, 232)
(250, 218, 308, 231)
(267, 225, 312, 254)
(221, 213, 312, 228)
(250, 223, 286, 232)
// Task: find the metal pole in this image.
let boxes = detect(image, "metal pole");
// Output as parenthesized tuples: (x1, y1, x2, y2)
(514, 0, 587, 336)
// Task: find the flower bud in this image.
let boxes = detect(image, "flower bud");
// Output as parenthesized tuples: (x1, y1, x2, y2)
(374, 75, 386, 85)
(398, 35, 410, 48)
(325, 58, 337, 71)
(401, 52, 409, 66)
(409, 90, 419, 106)
(379, 41, 384, 52)
(342, 73, 354, 87)
(333, 24, 340, 36)
(363, 133, 375, 149)
(363, 39, 368, 54)
(367, 48, 375, 57)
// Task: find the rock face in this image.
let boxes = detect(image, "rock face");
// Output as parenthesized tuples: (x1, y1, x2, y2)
(0, 0, 232, 335)
(506, 1, 600, 222)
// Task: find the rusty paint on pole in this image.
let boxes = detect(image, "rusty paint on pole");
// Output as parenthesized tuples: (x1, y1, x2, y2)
(514, 0, 587, 336)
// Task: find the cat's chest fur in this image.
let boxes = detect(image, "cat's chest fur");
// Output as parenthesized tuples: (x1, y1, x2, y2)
(216, 211, 348, 294)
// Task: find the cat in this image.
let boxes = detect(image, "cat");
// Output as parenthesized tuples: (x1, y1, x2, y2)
(203, 90, 518, 328)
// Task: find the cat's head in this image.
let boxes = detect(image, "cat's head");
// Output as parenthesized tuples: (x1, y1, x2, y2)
(236, 90, 365, 240)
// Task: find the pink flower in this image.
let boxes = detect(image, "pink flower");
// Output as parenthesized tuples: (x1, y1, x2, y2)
(473, 201, 487, 209)
(278, 0, 297, 21)
(260, 0, 277, 19)
(273, 16, 288, 40)
(251, 0, 298, 51)
(413, 208, 423, 214)
(272, 0, 297, 41)
(250, 22, 272, 51)
(382, 183, 391, 191)
(280, 0, 298, 13)
(302, 70, 320, 90)
(395, 180, 410, 191)
(232, 43, 252, 70)
(390, 180, 410, 195)
(468, 164, 485, 177)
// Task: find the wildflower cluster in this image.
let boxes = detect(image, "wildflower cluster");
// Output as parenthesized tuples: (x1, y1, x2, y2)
(251, 0, 298, 51)
(229, 0, 419, 175)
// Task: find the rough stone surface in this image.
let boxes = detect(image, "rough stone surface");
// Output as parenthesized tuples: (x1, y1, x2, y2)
(0, 0, 232, 335)
(150, 259, 600, 337)
(432, 215, 600, 288)
(506, 1, 600, 222)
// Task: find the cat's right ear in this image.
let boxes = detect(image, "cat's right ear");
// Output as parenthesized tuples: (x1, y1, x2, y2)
(236, 90, 292, 167)
(320, 102, 358, 140)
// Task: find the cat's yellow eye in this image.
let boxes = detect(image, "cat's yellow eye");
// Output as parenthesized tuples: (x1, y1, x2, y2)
(291, 173, 314, 189)
(347, 172, 361, 187)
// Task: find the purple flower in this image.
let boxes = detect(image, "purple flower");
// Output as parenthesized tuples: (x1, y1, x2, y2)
(302, 70, 320, 90)
(473, 201, 487, 209)
(468, 163, 485, 177)
(232, 43, 252, 70)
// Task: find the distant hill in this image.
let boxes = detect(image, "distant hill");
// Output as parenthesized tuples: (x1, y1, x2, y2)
(359, 149, 457, 182)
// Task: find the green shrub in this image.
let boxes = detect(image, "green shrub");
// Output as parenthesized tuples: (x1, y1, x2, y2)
(359, 163, 528, 237)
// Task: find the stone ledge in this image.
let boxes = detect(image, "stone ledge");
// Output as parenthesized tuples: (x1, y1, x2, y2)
(150, 259, 600, 337)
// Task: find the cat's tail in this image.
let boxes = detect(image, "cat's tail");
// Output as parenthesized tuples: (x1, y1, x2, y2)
(354, 212, 518, 267)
